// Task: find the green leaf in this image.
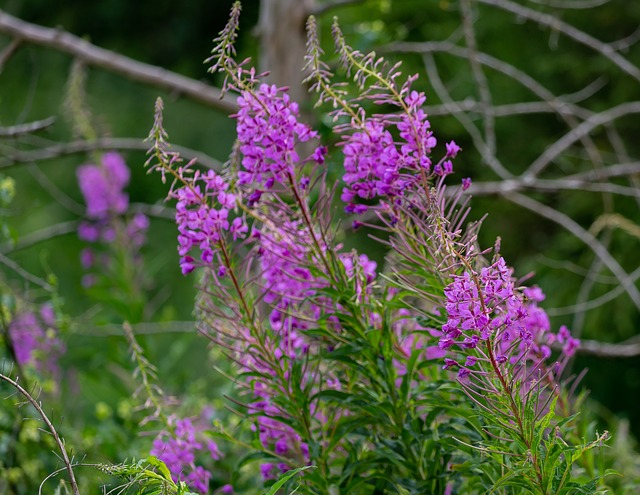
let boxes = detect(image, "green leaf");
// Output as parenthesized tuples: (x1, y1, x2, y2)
(144, 456, 173, 481)
(261, 466, 315, 495)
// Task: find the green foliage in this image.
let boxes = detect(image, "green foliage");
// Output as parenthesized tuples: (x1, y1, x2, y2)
(99, 457, 199, 495)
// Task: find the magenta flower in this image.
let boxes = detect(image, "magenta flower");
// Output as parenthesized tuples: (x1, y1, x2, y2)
(77, 151, 130, 219)
(235, 84, 323, 187)
(172, 169, 246, 275)
(151, 416, 221, 494)
(339, 86, 459, 213)
(441, 258, 580, 376)
(8, 304, 65, 376)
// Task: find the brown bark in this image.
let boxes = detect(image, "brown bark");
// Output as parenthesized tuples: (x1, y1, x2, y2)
(257, 0, 315, 107)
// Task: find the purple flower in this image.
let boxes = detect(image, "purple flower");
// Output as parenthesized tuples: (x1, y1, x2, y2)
(8, 305, 65, 376)
(78, 222, 100, 242)
(235, 84, 318, 187)
(80, 248, 94, 269)
(151, 416, 222, 494)
(77, 152, 130, 219)
(172, 169, 245, 275)
(445, 141, 462, 158)
(260, 462, 276, 480)
(338, 84, 459, 213)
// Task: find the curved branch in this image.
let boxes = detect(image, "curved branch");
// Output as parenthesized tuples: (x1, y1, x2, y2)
(0, 372, 80, 495)
(477, 0, 640, 83)
(523, 101, 640, 178)
(506, 192, 640, 310)
(0, 9, 239, 114)
(391, 39, 606, 174)
(577, 336, 640, 358)
(423, 53, 513, 179)
(0, 220, 79, 255)
(468, 174, 640, 197)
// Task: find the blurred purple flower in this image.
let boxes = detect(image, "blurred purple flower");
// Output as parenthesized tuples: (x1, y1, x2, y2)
(8, 304, 65, 376)
(151, 416, 222, 494)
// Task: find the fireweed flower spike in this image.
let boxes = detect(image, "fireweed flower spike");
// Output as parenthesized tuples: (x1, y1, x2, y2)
(151, 416, 223, 494)
(8, 303, 65, 377)
(77, 151, 149, 289)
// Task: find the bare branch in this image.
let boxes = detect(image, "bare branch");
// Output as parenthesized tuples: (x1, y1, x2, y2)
(522, 101, 640, 179)
(546, 267, 640, 316)
(389, 40, 591, 119)
(423, 53, 513, 179)
(505, 192, 640, 310)
(0, 221, 79, 255)
(391, 39, 606, 171)
(0, 117, 55, 137)
(477, 0, 640, 82)
(0, 37, 22, 72)
(27, 163, 85, 215)
(525, 0, 609, 9)
(565, 162, 640, 181)
(0, 9, 239, 113)
(0, 136, 222, 170)
(0, 253, 55, 290)
(312, 0, 367, 16)
(460, 0, 496, 155)
(577, 336, 640, 358)
(468, 175, 640, 197)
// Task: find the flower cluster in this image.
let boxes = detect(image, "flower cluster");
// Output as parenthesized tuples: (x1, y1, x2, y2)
(241, 224, 377, 478)
(151, 416, 223, 494)
(77, 152, 149, 287)
(339, 88, 462, 213)
(8, 304, 65, 376)
(441, 257, 579, 378)
(173, 169, 247, 275)
(235, 84, 324, 188)
(77, 151, 130, 219)
(256, 219, 325, 357)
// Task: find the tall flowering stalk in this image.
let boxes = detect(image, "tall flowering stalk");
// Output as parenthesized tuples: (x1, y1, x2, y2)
(142, 3, 609, 494)
(76, 151, 149, 322)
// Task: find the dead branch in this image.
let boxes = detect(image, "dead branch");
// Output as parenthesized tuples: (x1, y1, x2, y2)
(506, 192, 640, 310)
(577, 336, 640, 358)
(477, 0, 640, 83)
(0, 117, 55, 137)
(0, 9, 239, 114)
(0, 136, 221, 170)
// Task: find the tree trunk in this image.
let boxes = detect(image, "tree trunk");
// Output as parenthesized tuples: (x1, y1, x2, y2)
(257, 0, 315, 107)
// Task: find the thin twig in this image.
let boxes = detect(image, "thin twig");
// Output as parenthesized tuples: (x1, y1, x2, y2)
(0, 37, 22, 72)
(311, 0, 367, 16)
(477, 0, 640, 83)
(0, 117, 56, 137)
(467, 175, 640, 197)
(392, 40, 606, 170)
(522, 101, 640, 179)
(0, 253, 55, 290)
(0, 372, 80, 495)
(423, 53, 512, 179)
(0, 136, 222, 170)
(460, 0, 496, 155)
(577, 336, 640, 358)
(0, 220, 79, 254)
